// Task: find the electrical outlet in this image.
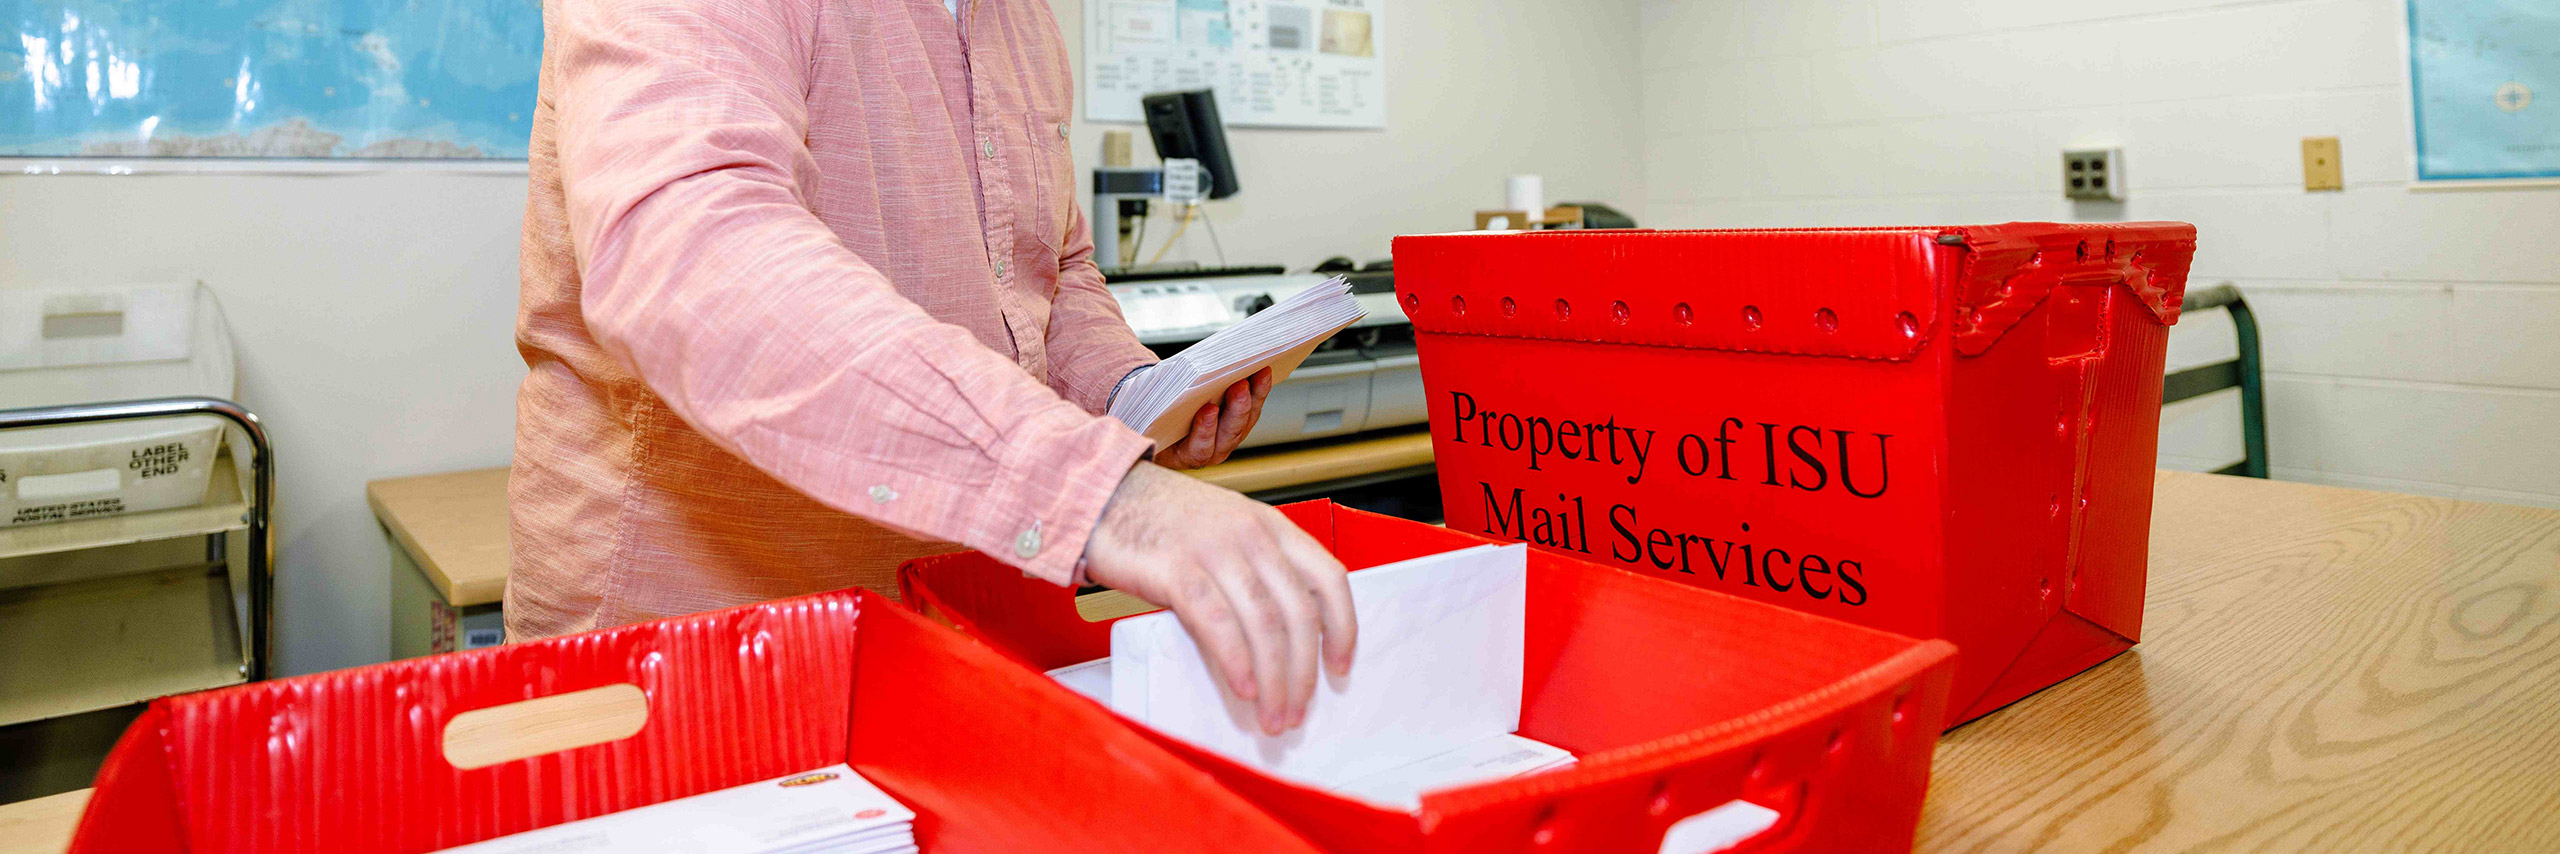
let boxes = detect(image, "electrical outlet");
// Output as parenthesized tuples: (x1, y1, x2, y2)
(2301, 137, 2343, 191)
(2063, 148, 2124, 201)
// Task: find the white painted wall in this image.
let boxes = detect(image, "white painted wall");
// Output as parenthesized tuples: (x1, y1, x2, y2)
(0, 171, 530, 676)
(1637, 0, 2560, 508)
(0, 0, 1642, 675)
(1062, 0, 1646, 266)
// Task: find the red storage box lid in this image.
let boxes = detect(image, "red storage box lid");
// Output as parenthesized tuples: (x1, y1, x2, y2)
(900, 500, 1960, 853)
(68, 590, 1324, 853)
(1390, 223, 2196, 724)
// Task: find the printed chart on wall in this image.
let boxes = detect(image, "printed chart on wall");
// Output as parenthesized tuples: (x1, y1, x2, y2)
(1085, 0, 1384, 129)
(2, 1, 541, 167)
(2407, 0, 2559, 182)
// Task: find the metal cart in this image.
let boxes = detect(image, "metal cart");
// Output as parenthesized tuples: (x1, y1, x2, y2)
(0, 396, 271, 800)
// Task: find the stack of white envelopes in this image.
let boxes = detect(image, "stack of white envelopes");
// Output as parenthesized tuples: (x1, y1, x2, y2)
(1049, 543, 1576, 811)
(1106, 275, 1366, 448)
(436, 764, 916, 854)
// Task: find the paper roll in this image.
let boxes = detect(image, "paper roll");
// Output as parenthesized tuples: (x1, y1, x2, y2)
(1506, 175, 1543, 222)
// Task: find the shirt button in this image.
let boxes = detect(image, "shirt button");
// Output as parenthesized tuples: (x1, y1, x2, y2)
(982, 138, 996, 158)
(868, 485, 897, 503)
(994, 259, 1009, 277)
(1014, 522, 1043, 558)
(1056, 123, 1069, 139)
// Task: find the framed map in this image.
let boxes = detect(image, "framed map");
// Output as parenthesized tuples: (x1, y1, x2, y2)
(2407, 0, 2559, 182)
(3, 1, 542, 167)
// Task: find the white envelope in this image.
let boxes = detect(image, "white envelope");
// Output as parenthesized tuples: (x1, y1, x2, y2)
(1108, 543, 1529, 788)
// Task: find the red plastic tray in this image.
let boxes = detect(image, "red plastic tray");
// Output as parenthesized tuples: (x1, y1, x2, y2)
(1391, 224, 2194, 724)
(900, 500, 1959, 853)
(68, 589, 1324, 853)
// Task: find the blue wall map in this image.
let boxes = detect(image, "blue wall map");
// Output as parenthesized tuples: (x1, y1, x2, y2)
(2409, 0, 2560, 181)
(3, 1, 541, 160)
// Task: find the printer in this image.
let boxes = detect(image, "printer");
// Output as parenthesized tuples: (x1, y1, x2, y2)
(1110, 270, 1418, 450)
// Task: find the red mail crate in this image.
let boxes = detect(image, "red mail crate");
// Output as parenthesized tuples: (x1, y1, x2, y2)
(1391, 223, 2194, 724)
(68, 589, 1326, 854)
(900, 500, 1960, 853)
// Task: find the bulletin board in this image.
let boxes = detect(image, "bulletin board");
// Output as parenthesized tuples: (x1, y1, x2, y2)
(1083, 0, 1386, 129)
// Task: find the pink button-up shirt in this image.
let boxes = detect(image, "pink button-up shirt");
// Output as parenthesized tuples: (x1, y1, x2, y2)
(507, 0, 1156, 639)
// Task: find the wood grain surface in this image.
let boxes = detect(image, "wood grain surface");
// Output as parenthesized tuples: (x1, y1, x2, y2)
(1918, 470, 2560, 852)
(7, 471, 2555, 853)
(365, 467, 513, 606)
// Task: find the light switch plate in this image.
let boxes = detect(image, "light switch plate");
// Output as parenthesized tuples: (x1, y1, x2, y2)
(2063, 148, 2124, 201)
(2301, 137, 2343, 191)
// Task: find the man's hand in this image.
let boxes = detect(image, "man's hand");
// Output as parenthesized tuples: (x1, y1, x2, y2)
(1152, 367, 1274, 470)
(1083, 461, 1356, 735)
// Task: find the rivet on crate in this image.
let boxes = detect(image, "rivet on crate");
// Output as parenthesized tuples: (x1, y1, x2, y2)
(2048, 494, 2061, 518)
(1740, 304, 1762, 331)
(1826, 729, 1846, 755)
(1673, 302, 1694, 325)
(1647, 778, 1675, 816)
(1401, 292, 1420, 311)
(1893, 692, 1915, 726)
(1530, 804, 1560, 846)
(2039, 577, 2053, 598)
(1895, 311, 1919, 339)
(1746, 750, 1769, 782)
(1501, 296, 1517, 318)
(1813, 307, 1838, 333)
(1611, 300, 1631, 324)
(1554, 298, 1572, 320)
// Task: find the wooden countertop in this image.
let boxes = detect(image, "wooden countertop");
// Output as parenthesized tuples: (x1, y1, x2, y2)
(349, 433, 1435, 611)
(1186, 430, 1434, 495)
(1917, 470, 2560, 851)
(365, 467, 512, 607)
(16, 471, 2553, 852)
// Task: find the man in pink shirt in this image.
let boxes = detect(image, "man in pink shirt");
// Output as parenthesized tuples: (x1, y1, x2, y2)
(512, 0, 1351, 734)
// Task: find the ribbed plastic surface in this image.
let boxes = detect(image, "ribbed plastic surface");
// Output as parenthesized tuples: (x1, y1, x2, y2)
(901, 502, 1959, 853)
(1391, 222, 2195, 725)
(71, 590, 1325, 854)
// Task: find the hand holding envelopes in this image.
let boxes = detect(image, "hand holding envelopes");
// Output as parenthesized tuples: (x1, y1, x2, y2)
(1107, 275, 1366, 447)
(1108, 544, 1534, 789)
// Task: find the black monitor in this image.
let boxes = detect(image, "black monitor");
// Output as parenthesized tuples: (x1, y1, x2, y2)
(1141, 89, 1240, 200)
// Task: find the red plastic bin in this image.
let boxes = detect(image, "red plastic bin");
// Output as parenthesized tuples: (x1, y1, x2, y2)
(899, 500, 1960, 853)
(1390, 223, 2195, 725)
(67, 589, 1326, 854)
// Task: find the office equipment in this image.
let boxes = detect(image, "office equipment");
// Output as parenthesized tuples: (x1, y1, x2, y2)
(1399, 222, 2197, 726)
(1107, 276, 1364, 447)
(1101, 263, 1288, 284)
(1093, 89, 1244, 269)
(1143, 85, 1257, 173)
(901, 500, 1960, 853)
(1108, 272, 1421, 450)
(2161, 283, 2267, 478)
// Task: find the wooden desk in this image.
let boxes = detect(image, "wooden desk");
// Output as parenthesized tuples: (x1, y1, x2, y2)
(1917, 471, 2560, 851)
(368, 467, 513, 608)
(17, 472, 2548, 852)
(370, 467, 513, 658)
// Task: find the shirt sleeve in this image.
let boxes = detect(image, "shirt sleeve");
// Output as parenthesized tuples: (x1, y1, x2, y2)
(1043, 197, 1161, 414)
(550, 0, 1147, 584)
